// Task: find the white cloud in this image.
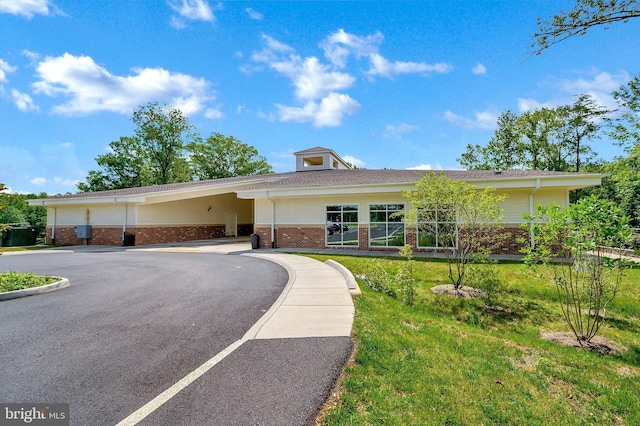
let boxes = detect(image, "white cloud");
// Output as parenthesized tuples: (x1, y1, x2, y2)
(517, 97, 557, 112)
(407, 164, 434, 170)
(269, 56, 355, 100)
(472, 63, 486, 75)
(246, 8, 263, 20)
(558, 70, 629, 111)
(32, 53, 213, 116)
(251, 30, 450, 127)
(320, 29, 452, 79)
(11, 89, 39, 112)
(0, 0, 58, 18)
(53, 177, 80, 186)
(384, 123, 420, 139)
(321, 29, 384, 68)
(204, 107, 223, 119)
(168, 0, 214, 28)
(342, 155, 366, 168)
(519, 70, 630, 113)
(444, 109, 498, 130)
(276, 93, 360, 127)
(30, 177, 47, 185)
(366, 53, 452, 79)
(0, 59, 17, 83)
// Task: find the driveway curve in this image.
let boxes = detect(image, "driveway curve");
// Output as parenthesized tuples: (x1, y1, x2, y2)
(0, 251, 289, 425)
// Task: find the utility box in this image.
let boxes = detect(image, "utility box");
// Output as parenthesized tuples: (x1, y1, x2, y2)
(74, 225, 92, 239)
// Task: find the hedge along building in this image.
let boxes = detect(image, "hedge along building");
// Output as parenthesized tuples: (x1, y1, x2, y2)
(29, 147, 603, 253)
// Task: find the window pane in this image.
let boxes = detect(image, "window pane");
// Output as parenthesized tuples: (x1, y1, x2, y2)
(369, 204, 386, 211)
(326, 205, 358, 247)
(438, 223, 457, 247)
(370, 211, 386, 223)
(388, 211, 404, 222)
(343, 211, 358, 223)
(387, 223, 405, 246)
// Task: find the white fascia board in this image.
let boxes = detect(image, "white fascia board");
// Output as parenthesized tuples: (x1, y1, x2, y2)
(141, 180, 268, 204)
(237, 183, 413, 199)
(235, 174, 604, 199)
(28, 196, 147, 207)
(471, 174, 604, 189)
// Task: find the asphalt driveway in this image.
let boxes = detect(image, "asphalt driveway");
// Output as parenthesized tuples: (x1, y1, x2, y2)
(0, 249, 351, 425)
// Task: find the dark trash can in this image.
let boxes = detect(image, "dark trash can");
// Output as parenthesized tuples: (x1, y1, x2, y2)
(0, 227, 37, 247)
(251, 233, 260, 249)
(123, 233, 136, 247)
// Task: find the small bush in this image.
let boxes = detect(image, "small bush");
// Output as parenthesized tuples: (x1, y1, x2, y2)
(467, 251, 503, 306)
(362, 260, 397, 298)
(0, 271, 56, 292)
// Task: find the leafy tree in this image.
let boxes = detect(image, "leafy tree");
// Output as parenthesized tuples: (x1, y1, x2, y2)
(188, 133, 273, 180)
(609, 74, 640, 149)
(132, 102, 195, 185)
(79, 103, 273, 192)
(458, 110, 523, 170)
(402, 171, 507, 290)
(517, 107, 567, 171)
(558, 94, 611, 172)
(0, 192, 48, 240)
(521, 196, 634, 345)
(530, 0, 640, 56)
(597, 143, 640, 226)
(77, 137, 150, 192)
(459, 98, 609, 172)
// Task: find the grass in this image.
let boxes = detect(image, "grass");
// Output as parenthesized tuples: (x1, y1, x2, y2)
(0, 271, 58, 293)
(0, 245, 61, 253)
(304, 254, 640, 426)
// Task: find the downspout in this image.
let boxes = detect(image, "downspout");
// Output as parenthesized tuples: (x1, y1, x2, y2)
(529, 178, 541, 247)
(266, 191, 275, 248)
(122, 202, 127, 242)
(51, 206, 56, 244)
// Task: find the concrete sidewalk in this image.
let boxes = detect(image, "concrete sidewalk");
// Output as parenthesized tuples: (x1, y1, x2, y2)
(132, 241, 357, 340)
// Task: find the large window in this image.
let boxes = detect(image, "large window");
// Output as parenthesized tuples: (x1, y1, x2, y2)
(417, 209, 457, 248)
(326, 205, 358, 246)
(369, 204, 405, 247)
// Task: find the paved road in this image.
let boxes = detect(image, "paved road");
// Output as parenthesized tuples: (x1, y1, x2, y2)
(0, 250, 351, 425)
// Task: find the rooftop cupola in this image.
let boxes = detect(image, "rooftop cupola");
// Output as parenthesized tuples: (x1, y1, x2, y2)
(294, 146, 352, 172)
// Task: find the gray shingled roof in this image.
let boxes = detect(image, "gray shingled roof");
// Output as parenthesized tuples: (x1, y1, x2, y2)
(237, 169, 579, 191)
(42, 168, 584, 200)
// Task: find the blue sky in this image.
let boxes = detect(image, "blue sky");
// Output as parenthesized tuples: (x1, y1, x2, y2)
(1, 0, 638, 195)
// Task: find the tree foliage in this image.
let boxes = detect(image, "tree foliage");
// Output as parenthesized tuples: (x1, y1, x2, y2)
(132, 102, 195, 185)
(188, 133, 273, 180)
(402, 172, 508, 290)
(521, 196, 634, 344)
(530, 0, 640, 56)
(78, 103, 273, 192)
(458, 95, 609, 172)
(0, 192, 48, 240)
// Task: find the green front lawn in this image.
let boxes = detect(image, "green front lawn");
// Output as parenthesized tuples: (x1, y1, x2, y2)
(0, 271, 58, 293)
(306, 255, 640, 425)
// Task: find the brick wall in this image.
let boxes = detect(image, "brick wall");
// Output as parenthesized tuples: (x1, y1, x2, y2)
(250, 224, 530, 255)
(47, 224, 253, 246)
(276, 226, 325, 249)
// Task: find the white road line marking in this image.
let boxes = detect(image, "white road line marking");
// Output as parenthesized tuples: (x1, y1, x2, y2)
(115, 339, 245, 426)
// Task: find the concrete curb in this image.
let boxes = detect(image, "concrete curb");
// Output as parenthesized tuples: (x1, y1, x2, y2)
(324, 259, 362, 296)
(240, 253, 298, 340)
(0, 277, 70, 301)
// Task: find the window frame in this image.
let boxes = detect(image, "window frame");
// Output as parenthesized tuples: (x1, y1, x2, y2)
(416, 208, 458, 249)
(368, 203, 406, 248)
(325, 204, 359, 247)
